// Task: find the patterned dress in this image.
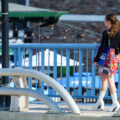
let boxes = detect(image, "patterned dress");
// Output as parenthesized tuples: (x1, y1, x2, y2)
(99, 48, 120, 75)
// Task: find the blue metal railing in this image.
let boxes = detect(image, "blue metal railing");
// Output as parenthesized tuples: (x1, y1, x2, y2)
(0, 43, 120, 100)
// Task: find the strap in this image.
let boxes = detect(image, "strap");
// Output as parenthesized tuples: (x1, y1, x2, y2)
(108, 38, 111, 68)
(107, 30, 111, 47)
(108, 38, 111, 47)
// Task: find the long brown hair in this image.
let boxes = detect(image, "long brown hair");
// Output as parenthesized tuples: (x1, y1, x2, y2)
(106, 14, 120, 38)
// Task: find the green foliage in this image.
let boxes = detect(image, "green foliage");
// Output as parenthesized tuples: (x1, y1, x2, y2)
(57, 66, 73, 77)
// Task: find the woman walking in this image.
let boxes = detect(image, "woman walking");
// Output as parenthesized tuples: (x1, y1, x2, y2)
(94, 14, 120, 112)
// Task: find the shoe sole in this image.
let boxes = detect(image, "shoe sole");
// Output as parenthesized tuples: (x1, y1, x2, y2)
(95, 105, 104, 110)
(113, 107, 120, 112)
(97, 105, 101, 109)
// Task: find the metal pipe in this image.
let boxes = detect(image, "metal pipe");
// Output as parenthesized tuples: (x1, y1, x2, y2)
(1, 0, 9, 84)
(0, 43, 98, 49)
(0, 87, 61, 113)
(0, 68, 81, 114)
(1, 0, 10, 110)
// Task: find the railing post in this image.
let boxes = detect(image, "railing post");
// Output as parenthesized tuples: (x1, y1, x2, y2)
(53, 48, 57, 95)
(18, 48, 22, 67)
(47, 49, 50, 75)
(28, 48, 32, 89)
(73, 49, 77, 96)
(78, 49, 82, 96)
(14, 48, 18, 67)
(86, 49, 89, 96)
(117, 68, 120, 99)
(66, 49, 70, 92)
(53, 49, 57, 80)
(91, 49, 95, 96)
(41, 48, 45, 93)
(48, 49, 52, 95)
(60, 49, 63, 79)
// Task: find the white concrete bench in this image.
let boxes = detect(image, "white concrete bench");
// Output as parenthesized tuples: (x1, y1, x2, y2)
(10, 77, 28, 112)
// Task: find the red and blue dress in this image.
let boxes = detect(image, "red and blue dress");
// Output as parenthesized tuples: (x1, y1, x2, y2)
(94, 30, 120, 75)
(99, 48, 120, 75)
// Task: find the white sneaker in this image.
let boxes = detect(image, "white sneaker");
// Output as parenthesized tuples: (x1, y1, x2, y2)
(94, 100, 104, 110)
(109, 101, 120, 112)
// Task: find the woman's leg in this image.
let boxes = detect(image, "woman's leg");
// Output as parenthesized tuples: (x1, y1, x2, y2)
(98, 75, 108, 101)
(95, 74, 108, 110)
(108, 73, 120, 112)
(108, 74, 116, 94)
(101, 75, 108, 92)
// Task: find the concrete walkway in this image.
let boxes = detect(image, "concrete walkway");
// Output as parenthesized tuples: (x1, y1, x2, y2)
(0, 102, 120, 120)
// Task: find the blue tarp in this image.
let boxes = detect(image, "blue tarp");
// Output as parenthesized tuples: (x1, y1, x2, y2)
(57, 76, 100, 89)
(57, 72, 119, 89)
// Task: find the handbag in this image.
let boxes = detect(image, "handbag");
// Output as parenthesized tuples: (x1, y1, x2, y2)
(96, 38, 111, 67)
(99, 66, 110, 75)
(97, 47, 110, 66)
(99, 38, 111, 75)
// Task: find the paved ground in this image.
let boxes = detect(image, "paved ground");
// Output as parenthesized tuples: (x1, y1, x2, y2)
(29, 101, 117, 117)
(0, 102, 120, 120)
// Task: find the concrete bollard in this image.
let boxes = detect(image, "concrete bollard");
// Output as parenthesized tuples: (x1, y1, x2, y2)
(10, 77, 28, 112)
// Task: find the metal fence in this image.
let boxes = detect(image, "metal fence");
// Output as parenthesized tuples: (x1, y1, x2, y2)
(0, 43, 120, 101)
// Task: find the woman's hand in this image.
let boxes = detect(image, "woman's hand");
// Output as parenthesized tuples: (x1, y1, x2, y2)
(94, 62, 97, 66)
